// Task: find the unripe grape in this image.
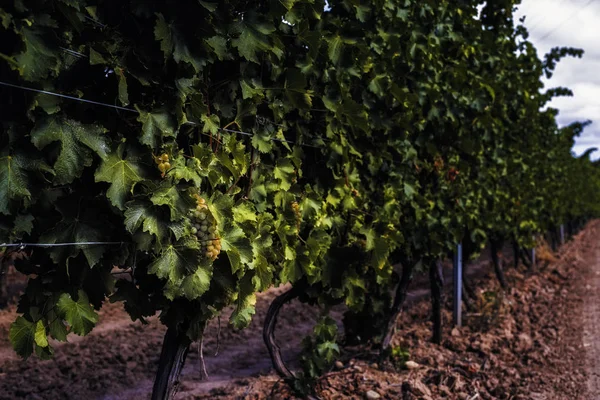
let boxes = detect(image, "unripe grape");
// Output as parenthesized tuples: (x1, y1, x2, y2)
(198, 212, 207, 220)
(207, 245, 215, 251)
(158, 163, 168, 172)
(163, 162, 171, 170)
(205, 251, 213, 258)
(208, 226, 216, 233)
(191, 227, 197, 234)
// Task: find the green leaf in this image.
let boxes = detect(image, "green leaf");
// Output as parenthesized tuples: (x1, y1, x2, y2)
(124, 201, 169, 244)
(135, 107, 177, 149)
(220, 222, 252, 274)
(47, 309, 68, 341)
(230, 274, 256, 329)
(232, 17, 277, 63)
(154, 13, 204, 71)
(154, 13, 173, 61)
(250, 253, 272, 291)
(117, 68, 130, 106)
(9, 316, 36, 358)
(205, 36, 229, 60)
(34, 320, 49, 348)
(251, 132, 273, 153)
(30, 116, 109, 185)
(95, 146, 145, 210)
(57, 290, 98, 336)
(403, 182, 416, 199)
(273, 158, 295, 191)
(0, 155, 32, 215)
(240, 80, 263, 100)
(201, 114, 220, 135)
(148, 243, 200, 283)
(181, 264, 213, 300)
(283, 68, 312, 109)
(13, 214, 34, 235)
(150, 184, 192, 221)
(40, 211, 107, 268)
(89, 47, 106, 65)
(14, 26, 61, 81)
(198, 1, 218, 11)
(328, 35, 343, 64)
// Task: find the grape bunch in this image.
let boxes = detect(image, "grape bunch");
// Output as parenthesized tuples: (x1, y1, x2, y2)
(291, 201, 301, 230)
(190, 194, 221, 261)
(154, 153, 171, 176)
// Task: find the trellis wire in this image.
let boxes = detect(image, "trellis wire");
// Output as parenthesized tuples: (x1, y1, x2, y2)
(0, 241, 126, 248)
(0, 80, 325, 149)
(0, 81, 136, 112)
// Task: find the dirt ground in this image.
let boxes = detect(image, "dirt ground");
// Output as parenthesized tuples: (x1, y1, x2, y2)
(0, 222, 597, 399)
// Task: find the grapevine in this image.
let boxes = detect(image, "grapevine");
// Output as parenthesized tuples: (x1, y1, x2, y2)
(0, 1, 599, 399)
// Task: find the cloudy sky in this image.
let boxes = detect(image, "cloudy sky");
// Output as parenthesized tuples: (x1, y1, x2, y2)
(514, 0, 600, 159)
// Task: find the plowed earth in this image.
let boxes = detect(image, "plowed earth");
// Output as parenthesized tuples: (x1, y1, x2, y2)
(0, 221, 597, 400)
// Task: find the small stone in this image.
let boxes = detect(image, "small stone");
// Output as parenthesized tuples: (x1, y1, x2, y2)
(451, 327, 460, 337)
(366, 390, 381, 399)
(516, 333, 533, 352)
(405, 360, 420, 370)
(335, 361, 344, 370)
(370, 363, 379, 369)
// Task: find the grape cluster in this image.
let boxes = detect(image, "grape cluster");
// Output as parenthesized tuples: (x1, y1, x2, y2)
(190, 195, 221, 260)
(155, 153, 171, 176)
(291, 201, 301, 230)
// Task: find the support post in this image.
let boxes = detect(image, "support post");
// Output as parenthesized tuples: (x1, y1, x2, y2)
(560, 224, 565, 245)
(530, 235, 536, 270)
(453, 243, 462, 327)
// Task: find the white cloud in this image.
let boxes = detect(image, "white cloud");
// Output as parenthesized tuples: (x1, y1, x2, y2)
(515, 0, 600, 159)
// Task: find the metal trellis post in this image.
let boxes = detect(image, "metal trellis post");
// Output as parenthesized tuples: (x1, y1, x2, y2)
(453, 243, 462, 327)
(560, 224, 565, 245)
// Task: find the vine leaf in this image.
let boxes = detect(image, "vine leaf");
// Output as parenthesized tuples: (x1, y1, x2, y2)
(14, 26, 61, 81)
(95, 146, 145, 210)
(34, 320, 49, 348)
(148, 242, 201, 283)
(154, 13, 204, 71)
(230, 274, 256, 329)
(13, 214, 34, 235)
(181, 263, 213, 300)
(232, 14, 279, 63)
(9, 316, 36, 359)
(205, 36, 229, 61)
(47, 309, 68, 341)
(117, 68, 130, 106)
(57, 290, 99, 336)
(250, 253, 272, 291)
(0, 155, 31, 215)
(40, 212, 106, 268)
(150, 184, 192, 221)
(124, 201, 169, 244)
(135, 107, 177, 149)
(31, 116, 109, 185)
